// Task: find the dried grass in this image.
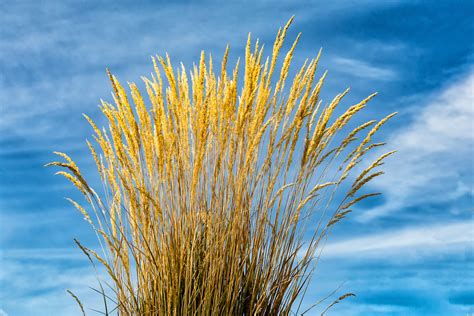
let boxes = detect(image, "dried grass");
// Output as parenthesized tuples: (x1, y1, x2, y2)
(48, 18, 395, 315)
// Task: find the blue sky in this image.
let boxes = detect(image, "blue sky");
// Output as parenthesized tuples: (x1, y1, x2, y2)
(0, 1, 473, 315)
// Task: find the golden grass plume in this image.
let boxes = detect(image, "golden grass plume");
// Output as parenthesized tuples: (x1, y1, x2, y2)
(48, 17, 395, 315)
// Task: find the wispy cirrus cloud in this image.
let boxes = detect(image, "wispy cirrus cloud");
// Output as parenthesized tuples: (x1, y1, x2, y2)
(332, 56, 397, 80)
(0, 256, 102, 316)
(324, 221, 473, 258)
(358, 71, 474, 221)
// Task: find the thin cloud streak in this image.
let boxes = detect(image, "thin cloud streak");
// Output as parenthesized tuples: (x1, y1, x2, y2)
(333, 56, 397, 80)
(1, 248, 84, 261)
(323, 221, 473, 258)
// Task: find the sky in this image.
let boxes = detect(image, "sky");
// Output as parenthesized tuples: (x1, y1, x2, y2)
(0, 0, 473, 315)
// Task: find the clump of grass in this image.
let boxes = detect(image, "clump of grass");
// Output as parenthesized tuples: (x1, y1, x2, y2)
(48, 18, 395, 315)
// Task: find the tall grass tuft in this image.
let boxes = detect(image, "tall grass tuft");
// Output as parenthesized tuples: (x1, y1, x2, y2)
(48, 18, 395, 315)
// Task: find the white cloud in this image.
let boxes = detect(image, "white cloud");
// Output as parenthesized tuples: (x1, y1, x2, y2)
(359, 71, 474, 221)
(333, 57, 397, 80)
(323, 221, 473, 258)
(0, 251, 106, 316)
(1, 248, 84, 261)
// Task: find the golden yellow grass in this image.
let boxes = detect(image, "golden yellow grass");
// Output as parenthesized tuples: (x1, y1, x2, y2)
(48, 18, 395, 315)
